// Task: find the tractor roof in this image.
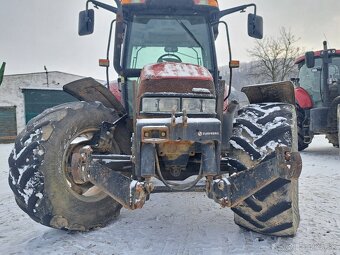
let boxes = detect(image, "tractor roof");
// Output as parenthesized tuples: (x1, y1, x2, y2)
(121, 0, 219, 13)
(295, 49, 340, 64)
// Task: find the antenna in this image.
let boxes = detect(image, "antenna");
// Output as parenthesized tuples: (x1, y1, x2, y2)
(44, 65, 49, 86)
(323, 33, 331, 48)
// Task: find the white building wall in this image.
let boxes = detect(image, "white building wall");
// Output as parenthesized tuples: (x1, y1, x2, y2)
(0, 71, 84, 133)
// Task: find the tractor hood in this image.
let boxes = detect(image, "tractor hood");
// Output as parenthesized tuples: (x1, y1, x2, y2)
(138, 62, 215, 97)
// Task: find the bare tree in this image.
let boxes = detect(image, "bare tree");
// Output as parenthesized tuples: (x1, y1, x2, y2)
(248, 27, 303, 83)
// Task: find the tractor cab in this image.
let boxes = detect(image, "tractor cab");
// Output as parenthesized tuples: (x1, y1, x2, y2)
(294, 41, 340, 150)
(78, 0, 263, 117)
(119, 2, 218, 115)
(295, 46, 340, 108)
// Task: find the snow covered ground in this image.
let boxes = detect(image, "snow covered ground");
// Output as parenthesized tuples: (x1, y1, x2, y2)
(0, 135, 339, 255)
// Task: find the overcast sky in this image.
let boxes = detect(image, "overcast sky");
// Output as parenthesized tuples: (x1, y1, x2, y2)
(1, 0, 340, 80)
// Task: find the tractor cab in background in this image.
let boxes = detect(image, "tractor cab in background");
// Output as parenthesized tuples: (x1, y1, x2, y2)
(294, 41, 340, 150)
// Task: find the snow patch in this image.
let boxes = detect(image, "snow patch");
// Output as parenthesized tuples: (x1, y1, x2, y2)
(14, 129, 42, 161)
(229, 140, 245, 151)
(17, 165, 30, 184)
(143, 62, 212, 80)
(36, 193, 43, 199)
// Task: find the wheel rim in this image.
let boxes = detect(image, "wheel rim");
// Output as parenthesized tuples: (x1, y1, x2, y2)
(63, 128, 108, 202)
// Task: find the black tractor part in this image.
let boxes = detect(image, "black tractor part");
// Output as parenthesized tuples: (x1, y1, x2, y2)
(227, 103, 300, 236)
(8, 101, 130, 230)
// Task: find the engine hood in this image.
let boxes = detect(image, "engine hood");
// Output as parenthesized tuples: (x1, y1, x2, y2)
(138, 62, 215, 97)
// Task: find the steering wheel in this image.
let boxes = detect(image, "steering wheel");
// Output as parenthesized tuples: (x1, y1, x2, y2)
(157, 54, 182, 63)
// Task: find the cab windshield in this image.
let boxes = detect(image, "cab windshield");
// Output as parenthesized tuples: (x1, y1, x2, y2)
(124, 15, 213, 72)
(299, 57, 340, 105)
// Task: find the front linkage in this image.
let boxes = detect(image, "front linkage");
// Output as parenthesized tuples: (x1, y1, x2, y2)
(71, 120, 302, 210)
(207, 146, 302, 208)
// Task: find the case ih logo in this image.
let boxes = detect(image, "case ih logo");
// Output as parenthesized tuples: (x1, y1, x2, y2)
(197, 131, 220, 137)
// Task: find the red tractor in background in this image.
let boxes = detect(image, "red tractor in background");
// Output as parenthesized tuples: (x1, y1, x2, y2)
(294, 41, 340, 150)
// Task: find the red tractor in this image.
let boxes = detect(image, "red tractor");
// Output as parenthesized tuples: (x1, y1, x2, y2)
(8, 0, 302, 237)
(295, 41, 340, 150)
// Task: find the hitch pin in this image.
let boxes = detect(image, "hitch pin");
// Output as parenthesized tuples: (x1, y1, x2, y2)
(183, 109, 188, 127)
(171, 108, 176, 127)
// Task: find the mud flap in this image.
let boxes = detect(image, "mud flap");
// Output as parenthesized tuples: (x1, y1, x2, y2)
(63, 77, 126, 115)
(241, 81, 295, 105)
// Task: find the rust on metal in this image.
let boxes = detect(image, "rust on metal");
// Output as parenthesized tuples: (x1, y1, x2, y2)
(288, 152, 303, 179)
(158, 140, 194, 160)
(70, 146, 93, 184)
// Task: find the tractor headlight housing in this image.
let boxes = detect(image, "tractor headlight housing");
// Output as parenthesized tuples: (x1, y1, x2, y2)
(182, 98, 216, 114)
(141, 97, 216, 114)
(142, 97, 180, 113)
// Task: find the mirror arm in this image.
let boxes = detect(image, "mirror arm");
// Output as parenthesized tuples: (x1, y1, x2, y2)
(211, 21, 233, 101)
(86, 0, 119, 13)
(218, 4, 256, 20)
(84, 0, 124, 75)
(113, 11, 124, 75)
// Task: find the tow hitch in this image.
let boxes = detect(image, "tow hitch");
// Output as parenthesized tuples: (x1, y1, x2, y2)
(206, 146, 302, 207)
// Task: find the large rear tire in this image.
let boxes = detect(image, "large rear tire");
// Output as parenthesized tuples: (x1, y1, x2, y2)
(8, 101, 130, 231)
(228, 103, 300, 236)
(297, 106, 311, 151)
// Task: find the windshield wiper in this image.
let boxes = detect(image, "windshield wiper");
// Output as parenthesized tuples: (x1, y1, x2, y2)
(176, 19, 205, 54)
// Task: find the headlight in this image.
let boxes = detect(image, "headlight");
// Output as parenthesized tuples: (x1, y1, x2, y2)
(142, 97, 180, 112)
(182, 98, 216, 114)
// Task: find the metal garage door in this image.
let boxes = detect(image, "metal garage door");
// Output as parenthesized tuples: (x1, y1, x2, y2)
(0, 106, 17, 143)
(23, 89, 78, 123)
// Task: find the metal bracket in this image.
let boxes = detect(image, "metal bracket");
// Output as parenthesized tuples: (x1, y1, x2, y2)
(207, 146, 302, 208)
(71, 146, 153, 210)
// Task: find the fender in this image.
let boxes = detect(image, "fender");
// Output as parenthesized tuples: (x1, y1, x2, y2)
(241, 81, 295, 105)
(63, 77, 126, 116)
(295, 87, 313, 109)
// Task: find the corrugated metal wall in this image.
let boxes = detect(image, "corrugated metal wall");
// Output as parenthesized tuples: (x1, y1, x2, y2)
(0, 106, 17, 143)
(23, 89, 78, 123)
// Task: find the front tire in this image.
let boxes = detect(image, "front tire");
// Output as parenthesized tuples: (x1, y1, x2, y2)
(8, 101, 129, 231)
(228, 103, 300, 236)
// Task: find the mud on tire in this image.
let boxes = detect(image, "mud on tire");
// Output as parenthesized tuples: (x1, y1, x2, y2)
(8, 101, 130, 231)
(297, 106, 311, 151)
(228, 103, 300, 236)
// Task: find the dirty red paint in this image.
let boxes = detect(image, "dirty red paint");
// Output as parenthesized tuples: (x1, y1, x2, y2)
(140, 62, 213, 81)
(295, 87, 313, 109)
(295, 50, 340, 64)
(109, 82, 122, 103)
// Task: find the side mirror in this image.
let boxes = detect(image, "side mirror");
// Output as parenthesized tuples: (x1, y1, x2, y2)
(305, 51, 315, 68)
(248, 14, 263, 39)
(78, 9, 95, 36)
